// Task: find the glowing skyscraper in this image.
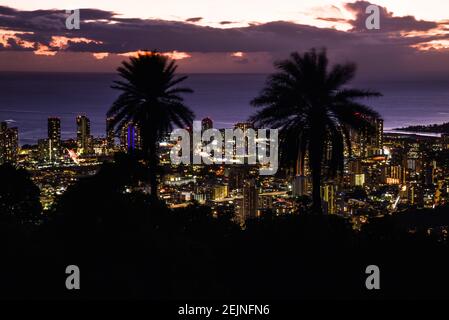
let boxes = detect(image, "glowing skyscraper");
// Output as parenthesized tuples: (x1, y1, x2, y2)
(120, 122, 141, 151)
(48, 117, 61, 162)
(76, 115, 92, 155)
(0, 121, 18, 165)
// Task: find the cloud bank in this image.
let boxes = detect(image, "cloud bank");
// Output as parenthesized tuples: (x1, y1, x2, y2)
(1, 1, 449, 80)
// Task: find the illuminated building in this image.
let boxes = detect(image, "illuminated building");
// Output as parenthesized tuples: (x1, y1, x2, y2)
(227, 166, 245, 191)
(120, 122, 141, 151)
(407, 182, 424, 207)
(322, 183, 337, 214)
(361, 117, 384, 157)
(258, 195, 274, 210)
(347, 159, 365, 187)
(373, 118, 384, 153)
(234, 122, 253, 132)
(0, 121, 19, 164)
(201, 117, 213, 132)
(76, 115, 93, 155)
(435, 180, 444, 205)
(382, 165, 405, 185)
(239, 178, 258, 224)
(92, 137, 107, 156)
(37, 139, 49, 162)
(212, 184, 228, 200)
(193, 186, 211, 204)
(352, 174, 365, 187)
(232, 122, 256, 163)
(0, 122, 7, 164)
(106, 117, 115, 151)
(441, 134, 449, 149)
(424, 160, 436, 185)
(48, 117, 61, 162)
(351, 118, 384, 157)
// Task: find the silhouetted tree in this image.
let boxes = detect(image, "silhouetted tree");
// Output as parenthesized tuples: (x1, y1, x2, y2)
(49, 153, 152, 236)
(107, 51, 195, 199)
(250, 49, 381, 213)
(0, 164, 42, 224)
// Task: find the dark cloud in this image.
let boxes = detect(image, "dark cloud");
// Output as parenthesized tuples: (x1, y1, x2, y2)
(186, 17, 203, 23)
(0, 3, 449, 80)
(76, 8, 116, 20)
(0, 4, 446, 54)
(316, 17, 348, 23)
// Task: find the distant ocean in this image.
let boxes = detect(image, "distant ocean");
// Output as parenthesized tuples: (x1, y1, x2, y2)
(1, 72, 449, 145)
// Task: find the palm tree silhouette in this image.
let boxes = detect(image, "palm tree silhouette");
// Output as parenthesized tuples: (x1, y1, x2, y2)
(250, 49, 381, 213)
(107, 51, 195, 198)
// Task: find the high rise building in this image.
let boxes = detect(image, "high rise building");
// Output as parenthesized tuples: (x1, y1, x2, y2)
(0, 122, 6, 164)
(350, 118, 384, 158)
(106, 117, 115, 151)
(76, 115, 92, 155)
(233, 122, 255, 163)
(0, 121, 18, 164)
(37, 139, 49, 162)
(227, 166, 248, 191)
(234, 122, 254, 133)
(120, 122, 141, 151)
(212, 184, 228, 200)
(239, 178, 258, 224)
(375, 118, 384, 151)
(363, 118, 384, 156)
(322, 183, 337, 214)
(201, 117, 213, 132)
(48, 117, 61, 162)
(383, 165, 403, 185)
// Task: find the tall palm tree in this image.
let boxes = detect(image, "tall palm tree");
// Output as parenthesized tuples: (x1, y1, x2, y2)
(250, 49, 381, 213)
(107, 51, 195, 199)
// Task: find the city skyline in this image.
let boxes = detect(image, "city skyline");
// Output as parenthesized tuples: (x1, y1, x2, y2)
(2, 108, 447, 217)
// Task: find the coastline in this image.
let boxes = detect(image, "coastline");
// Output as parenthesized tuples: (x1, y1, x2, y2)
(384, 130, 442, 138)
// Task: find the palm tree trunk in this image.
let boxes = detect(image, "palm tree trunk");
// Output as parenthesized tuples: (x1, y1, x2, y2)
(148, 143, 158, 200)
(311, 164, 322, 214)
(143, 124, 159, 201)
(296, 151, 304, 176)
(309, 133, 324, 214)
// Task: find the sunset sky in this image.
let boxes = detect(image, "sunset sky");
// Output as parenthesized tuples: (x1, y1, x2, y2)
(1, 0, 449, 80)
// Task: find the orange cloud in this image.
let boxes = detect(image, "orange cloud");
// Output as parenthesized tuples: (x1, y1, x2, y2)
(93, 52, 109, 60)
(119, 50, 191, 60)
(34, 44, 57, 56)
(162, 51, 191, 60)
(0, 29, 34, 48)
(231, 52, 244, 57)
(50, 36, 102, 49)
(412, 40, 449, 51)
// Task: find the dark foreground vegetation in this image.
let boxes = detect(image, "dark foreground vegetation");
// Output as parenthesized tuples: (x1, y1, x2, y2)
(2, 159, 449, 300)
